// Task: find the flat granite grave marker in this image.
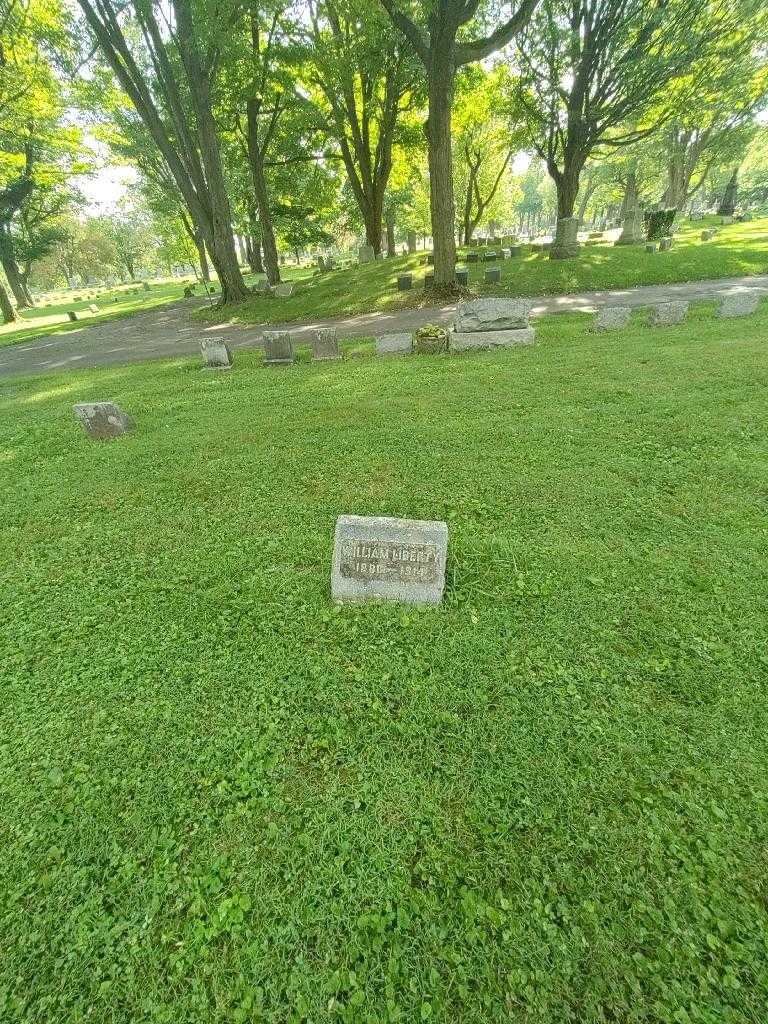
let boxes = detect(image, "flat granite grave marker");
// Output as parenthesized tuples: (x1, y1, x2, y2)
(375, 333, 412, 357)
(74, 402, 134, 440)
(263, 331, 295, 365)
(397, 273, 413, 291)
(650, 301, 689, 327)
(67, 311, 78, 321)
(312, 327, 342, 361)
(595, 306, 632, 330)
(485, 268, 501, 283)
(200, 338, 233, 369)
(332, 515, 448, 606)
(717, 291, 762, 318)
(274, 283, 294, 298)
(450, 298, 535, 352)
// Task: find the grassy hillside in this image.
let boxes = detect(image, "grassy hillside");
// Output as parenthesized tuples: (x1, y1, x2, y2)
(205, 215, 768, 328)
(1, 303, 767, 1022)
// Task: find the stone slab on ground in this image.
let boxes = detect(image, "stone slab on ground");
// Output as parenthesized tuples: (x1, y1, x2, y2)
(376, 333, 412, 356)
(200, 338, 233, 369)
(450, 327, 535, 352)
(650, 301, 689, 327)
(331, 514, 448, 606)
(718, 292, 763, 318)
(263, 331, 295, 365)
(73, 401, 134, 440)
(595, 306, 632, 330)
(455, 298, 533, 333)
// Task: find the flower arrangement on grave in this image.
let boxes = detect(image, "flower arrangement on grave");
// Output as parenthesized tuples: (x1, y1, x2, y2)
(414, 323, 448, 355)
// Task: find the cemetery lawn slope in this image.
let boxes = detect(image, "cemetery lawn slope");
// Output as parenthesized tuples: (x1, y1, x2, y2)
(1, 304, 767, 1022)
(204, 215, 768, 328)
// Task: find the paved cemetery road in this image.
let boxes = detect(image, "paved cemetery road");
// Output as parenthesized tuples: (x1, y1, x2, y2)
(2, 274, 767, 378)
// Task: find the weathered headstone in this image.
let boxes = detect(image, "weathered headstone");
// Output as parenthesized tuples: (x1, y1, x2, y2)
(508, 245, 523, 258)
(450, 298, 535, 352)
(200, 338, 233, 369)
(274, 283, 294, 298)
(615, 206, 644, 246)
(73, 402, 134, 440)
(456, 268, 469, 286)
(485, 268, 501, 283)
(595, 306, 632, 331)
(455, 298, 533, 332)
(358, 244, 375, 264)
(659, 237, 673, 252)
(375, 333, 412, 357)
(67, 311, 78, 321)
(424, 272, 434, 288)
(89, 303, 99, 313)
(263, 331, 295, 365)
(312, 327, 342, 361)
(650, 301, 689, 327)
(717, 292, 762, 318)
(397, 273, 413, 291)
(331, 515, 448, 606)
(482, 251, 498, 262)
(721, 215, 734, 225)
(645, 243, 658, 254)
(466, 252, 479, 264)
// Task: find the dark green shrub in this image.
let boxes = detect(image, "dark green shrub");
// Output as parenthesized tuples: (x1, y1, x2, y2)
(644, 209, 677, 241)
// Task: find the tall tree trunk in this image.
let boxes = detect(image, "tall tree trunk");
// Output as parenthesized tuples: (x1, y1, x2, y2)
(247, 144, 281, 286)
(249, 237, 264, 274)
(717, 168, 738, 216)
(426, 58, 457, 286)
(1, 256, 33, 308)
(0, 279, 18, 323)
(173, 0, 250, 303)
(385, 209, 396, 257)
(195, 232, 211, 282)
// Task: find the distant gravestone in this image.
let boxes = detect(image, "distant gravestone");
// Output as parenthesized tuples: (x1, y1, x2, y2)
(650, 301, 689, 327)
(67, 311, 78, 321)
(274, 283, 294, 298)
(721, 215, 734, 225)
(595, 306, 632, 330)
(456, 268, 469, 286)
(358, 244, 375, 264)
(398, 273, 413, 291)
(263, 331, 295, 365)
(659, 237, 673, 252)
(424, 272, 434, 288)
(375, 333, 412, 357)
(312, 327, 342, 361)
(331, 515, 448, 606)
(717, 292, 762, 318)
(645, 243, 658, 254)
(73, 402, 134, 440)
(485, 268, 501, 283)
(200, 338, 233, 369)
(466, 252, 479, 263)
(508, 245, 523, 258)
(89, 303, 99, 313)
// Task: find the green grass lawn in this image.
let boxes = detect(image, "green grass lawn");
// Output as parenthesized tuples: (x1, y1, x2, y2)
(1, 303, 767, 1022)
(202, 215, 768, 329)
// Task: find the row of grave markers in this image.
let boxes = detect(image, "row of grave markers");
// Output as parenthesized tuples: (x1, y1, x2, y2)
(70, 289, 763, 607)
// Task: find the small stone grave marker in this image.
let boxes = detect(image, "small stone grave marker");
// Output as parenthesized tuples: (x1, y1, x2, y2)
(74, 402, 134, 440)
(645, 243, 658, 254)
(456, 268, 469, 286)
(263, 331, 295, 365)
(312, 327, 342, 361)
(650, 301, 689, 327)
(595, 306, 632, 330)
(67, 311, 78, 321)
(274, 283, 294, 298)
(331, 515, 448, 606)
(200, 338, 233, 369)
(485, 268, 501, 283)
(375, 333, 412, 357)
(717, 292, 762, 318)
(659, 237, 673, 252)
(397, 273, 413, 291)
(89, 303, 99, 313)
